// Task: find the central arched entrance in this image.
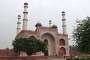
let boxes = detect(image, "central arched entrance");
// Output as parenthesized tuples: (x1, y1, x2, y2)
(41, 33, 56, 56)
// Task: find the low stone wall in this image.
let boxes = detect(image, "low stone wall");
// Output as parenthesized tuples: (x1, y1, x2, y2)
(0, 56, 66, 60)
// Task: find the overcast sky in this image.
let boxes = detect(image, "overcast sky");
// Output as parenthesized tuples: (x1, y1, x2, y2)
(0, 0, 90, 48)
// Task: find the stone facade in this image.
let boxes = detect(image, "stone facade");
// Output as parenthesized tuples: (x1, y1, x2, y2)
(15, 2, 69, 57)
(16, 24, 69, 57)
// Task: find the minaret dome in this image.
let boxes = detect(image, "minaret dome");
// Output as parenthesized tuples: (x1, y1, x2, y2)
(35, 23, 42, 27)
(24, 2, 28, 5)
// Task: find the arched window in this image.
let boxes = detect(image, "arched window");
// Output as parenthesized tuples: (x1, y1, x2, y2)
(59, 47, 66, 56)
(59, 39, 65, 45)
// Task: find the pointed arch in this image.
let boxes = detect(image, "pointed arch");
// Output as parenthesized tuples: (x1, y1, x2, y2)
(59, 47, 66, 56)
(41, 33, 56, 56)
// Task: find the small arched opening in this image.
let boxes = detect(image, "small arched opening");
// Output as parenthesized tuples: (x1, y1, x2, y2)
(59, 47, 66, 56)
(59, 39, 65, 45)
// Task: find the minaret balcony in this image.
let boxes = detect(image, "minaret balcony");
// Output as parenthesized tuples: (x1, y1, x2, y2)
(23, 12, 28, 14)
(17, 22, 21, 24)
(62, 25, 66, 27)
(23, 19, 28, 21)
(62, 19, 66, 21)
(24, 6, 28, 8)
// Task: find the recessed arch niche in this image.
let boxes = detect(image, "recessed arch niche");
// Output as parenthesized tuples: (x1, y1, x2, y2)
(59, 39, 65, 45)
(59, 47, 66, 56)
(41, 33, 56, 56)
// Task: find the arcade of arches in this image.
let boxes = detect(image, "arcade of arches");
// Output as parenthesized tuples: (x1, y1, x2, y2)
(41, 33, 66, 56)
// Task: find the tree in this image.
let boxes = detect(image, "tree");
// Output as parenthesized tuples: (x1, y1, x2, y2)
(12, 36, 47, 55)
(73, 17, 90, 53)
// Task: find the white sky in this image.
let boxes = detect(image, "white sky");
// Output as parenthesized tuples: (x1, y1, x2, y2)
(0, 0, 90, 48)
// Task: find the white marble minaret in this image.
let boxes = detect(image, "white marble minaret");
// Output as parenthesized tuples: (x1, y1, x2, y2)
(62, 11, 67, 34)
(17, 15, 21, 34)
(22, 2, 28, 30)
